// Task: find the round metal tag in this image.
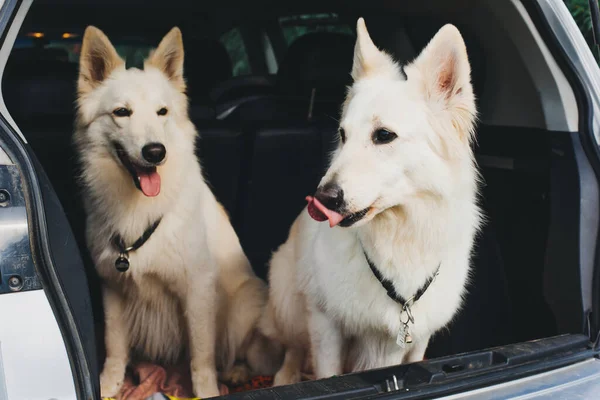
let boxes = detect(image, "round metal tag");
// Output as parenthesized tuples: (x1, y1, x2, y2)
(115, 255, 130, 272)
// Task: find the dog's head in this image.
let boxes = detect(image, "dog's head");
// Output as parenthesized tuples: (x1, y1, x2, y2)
(76, 26, 192, 198)
(307, 18, 477, 228)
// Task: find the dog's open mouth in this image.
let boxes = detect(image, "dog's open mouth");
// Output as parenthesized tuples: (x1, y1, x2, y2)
(306, 196, 370, 228)
(113, 142, 161, 197)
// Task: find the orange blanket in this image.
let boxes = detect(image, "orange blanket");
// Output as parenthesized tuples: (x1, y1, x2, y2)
(114, 363, 273, 400)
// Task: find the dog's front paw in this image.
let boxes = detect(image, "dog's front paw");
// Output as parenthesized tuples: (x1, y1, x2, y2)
(273, 367, 302, 387)
(100, 359, 126, 398)
(221, 363, 251, 386)
(191, 367, 220, 398)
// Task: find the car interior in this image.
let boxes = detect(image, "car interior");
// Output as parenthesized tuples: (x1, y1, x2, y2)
(0, 0, 590, 394)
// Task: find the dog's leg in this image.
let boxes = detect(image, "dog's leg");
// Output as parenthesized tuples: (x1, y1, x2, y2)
(308, 305, 343, 378)
(99, 286, 129, 398)
(187, 281, 220, 398)
(245, 330, 284, 377)
(403, 336, 430, 364)
(273, 346, 305, 386)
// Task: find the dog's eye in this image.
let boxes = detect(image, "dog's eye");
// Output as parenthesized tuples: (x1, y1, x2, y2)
(339, 128, 346, 144)
(372, 128, 397, 145)
(113, 108, 131, 117)
(157, 107, 168, 116)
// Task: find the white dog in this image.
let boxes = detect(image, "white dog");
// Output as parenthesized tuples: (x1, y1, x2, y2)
(74, 26, 276, 398)
(260, 18, 481, 385)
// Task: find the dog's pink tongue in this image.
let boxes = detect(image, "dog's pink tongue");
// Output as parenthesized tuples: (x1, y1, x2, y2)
(306, 196, 345, 228)
(138, 170, 161, 197)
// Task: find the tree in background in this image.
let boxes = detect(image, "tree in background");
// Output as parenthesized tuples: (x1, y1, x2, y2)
(566, 0, 599, 62)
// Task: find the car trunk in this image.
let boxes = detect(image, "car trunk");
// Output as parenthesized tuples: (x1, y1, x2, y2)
(1, 0, 599, 398)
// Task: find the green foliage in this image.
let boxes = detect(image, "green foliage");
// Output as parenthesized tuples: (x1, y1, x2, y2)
(220, 28, 252, 76)
(567, 0, 593, 33)
(566, 0, 599, 62)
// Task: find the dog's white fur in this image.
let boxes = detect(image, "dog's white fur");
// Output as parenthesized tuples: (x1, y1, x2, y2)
(260, 18, 481, 385)
(74, 26, 278, 398)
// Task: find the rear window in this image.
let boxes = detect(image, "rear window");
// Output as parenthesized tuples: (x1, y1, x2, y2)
(14, 31, 154, 67)
(278, 13, 353, 46)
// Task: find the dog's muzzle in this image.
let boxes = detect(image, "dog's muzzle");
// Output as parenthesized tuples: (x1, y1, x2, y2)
(306, 183, 370, 228)
(113, 141, 163, 197)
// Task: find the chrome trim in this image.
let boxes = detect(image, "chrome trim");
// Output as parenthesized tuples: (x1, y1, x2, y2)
(440, 358, 600, 399)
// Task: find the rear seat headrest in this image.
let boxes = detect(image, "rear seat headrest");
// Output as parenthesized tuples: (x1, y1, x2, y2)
(8, 47, 71, 63)
(182, 36, 232, 105)
(3, 55, 77, 119)
(276, 32, 355, 100)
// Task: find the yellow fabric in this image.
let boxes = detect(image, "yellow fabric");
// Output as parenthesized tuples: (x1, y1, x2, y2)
(164, 396, 201, 400)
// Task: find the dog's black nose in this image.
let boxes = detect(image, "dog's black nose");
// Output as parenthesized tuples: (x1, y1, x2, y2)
(315, 182, 344, 211)
(142, 143, 166, 164)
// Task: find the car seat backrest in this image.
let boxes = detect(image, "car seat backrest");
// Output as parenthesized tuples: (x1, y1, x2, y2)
(4, 56, 77, 120)
(182, 35, 231, 119)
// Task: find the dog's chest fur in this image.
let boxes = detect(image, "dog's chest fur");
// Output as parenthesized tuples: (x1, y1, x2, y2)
(298, 198, 476, 345)
(118, 274, 188, 363)
(84, 166, 216, 362)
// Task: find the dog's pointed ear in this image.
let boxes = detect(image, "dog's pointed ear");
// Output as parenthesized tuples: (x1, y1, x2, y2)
(145, 27, 185, 92)
(78, 26, 124, 96)
(406, 24, 476, 141)
(352, 18, 400, 81)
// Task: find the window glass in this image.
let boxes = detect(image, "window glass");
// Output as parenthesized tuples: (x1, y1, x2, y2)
(278, 13, 353, 46)
(220, 28, 252, 76)
(14, 32, 153, 67)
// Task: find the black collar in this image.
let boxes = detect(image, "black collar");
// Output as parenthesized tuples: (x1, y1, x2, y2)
(111, 218, 162, 272)
(363, 250, 440, 308)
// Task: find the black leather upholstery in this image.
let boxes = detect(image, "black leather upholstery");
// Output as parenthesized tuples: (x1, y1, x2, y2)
(182, 36, 232, 120)
(276, 32, 354, 102)
(4, 58, 77, 119)
(183, 36, 232, 104)
(195, 122, 246, 218)
(236, 120, 338, 278)
(211, 75, 275, 108)
(225, 32, 355, 123)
